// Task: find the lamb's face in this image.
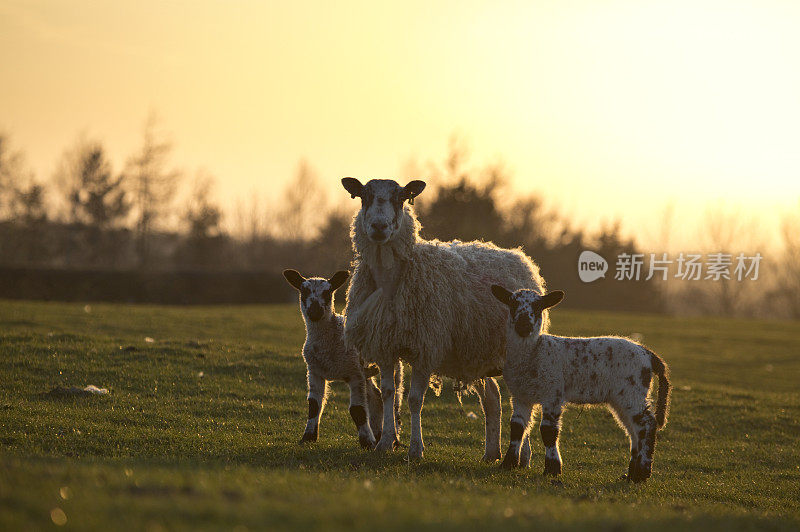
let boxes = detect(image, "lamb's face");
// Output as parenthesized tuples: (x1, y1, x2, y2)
(342, 178, 426, 244)
(283, 270, 350, 322)
(298, 278, 334, 322)
(491, 285, 564, 339)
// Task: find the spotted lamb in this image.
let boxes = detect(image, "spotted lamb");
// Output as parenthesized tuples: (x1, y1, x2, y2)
(283, 269, 383, 448)
(341, 178, 548, 461)
(490, 285, 671, 482)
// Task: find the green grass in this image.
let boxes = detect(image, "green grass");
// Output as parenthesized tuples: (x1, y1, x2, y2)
(0, 299, 798, 530)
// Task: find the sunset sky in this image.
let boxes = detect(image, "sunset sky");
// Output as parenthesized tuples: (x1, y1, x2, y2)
(1, 0, 799, 247)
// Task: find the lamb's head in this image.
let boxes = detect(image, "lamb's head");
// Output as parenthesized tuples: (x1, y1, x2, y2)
(283, 269, 350, 322)
(491, 285, 564, 339)
(341, 178, 426, 244)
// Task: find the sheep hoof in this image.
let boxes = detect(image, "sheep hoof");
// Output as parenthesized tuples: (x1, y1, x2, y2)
(298, 431, 318, 444)
(482, 449, 501, 463)
(375, 437, 397, 452)
(359, 434, 376, 449)
(499, 453, 519, 470)
(629, 462, 652, 483)
(408, 443, 424, 461)
(543, 458, 562, 476)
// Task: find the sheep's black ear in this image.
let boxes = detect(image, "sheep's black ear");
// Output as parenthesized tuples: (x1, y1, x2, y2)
(283, 269, 306, 290)
(342, 177, 363, 199)
(328, 270, 350, 291)
(490, 284, 512, 306)
(539, 290, 565, 310)
(403, 180, 426, 204)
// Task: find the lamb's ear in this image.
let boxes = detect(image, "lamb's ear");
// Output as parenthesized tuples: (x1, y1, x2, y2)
(328, 270, 350, 291)
(282, 269, 306, 290)
(539, 290, 565, 310)
(490, 284, 513, 306)
(342, 177, 363, 199)
(403, 180, 426, 204)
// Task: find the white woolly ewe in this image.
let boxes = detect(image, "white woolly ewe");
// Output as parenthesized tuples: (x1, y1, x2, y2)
(283, 269, 383, 448)
(341, 178, 548, 461)
(491, 285, 671, 482)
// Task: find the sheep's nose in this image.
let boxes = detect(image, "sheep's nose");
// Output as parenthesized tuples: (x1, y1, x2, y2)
(307, 301, 324, 321)
(371, 221, 388, 232)
(515, 320, 533, 337)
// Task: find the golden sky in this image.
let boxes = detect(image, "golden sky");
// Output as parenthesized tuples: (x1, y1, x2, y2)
(1, 0, 799, 246)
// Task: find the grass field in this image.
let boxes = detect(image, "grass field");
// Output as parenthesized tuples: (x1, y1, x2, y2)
(0, 299, 798, 530)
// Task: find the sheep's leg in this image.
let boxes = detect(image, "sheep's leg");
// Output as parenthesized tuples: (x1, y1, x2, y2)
(375, 363, 400, 452)
(500, 400, 533, 469)
(300, 373, 327, 444)
(520, 431, 532, 468)
(610, 406, 641, 481)
(366, 376, 384, 442)
(407, 367, 431, 460)
(540, 402, 564, 476)
(347, 375, 377, 449)
(630, 407, 657, 482)
(474, 378, 502, 462)
(393, 361, 404, 433)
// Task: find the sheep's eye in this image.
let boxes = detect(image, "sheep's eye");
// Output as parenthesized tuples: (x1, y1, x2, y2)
(391, 190, 404, 207)
(322, 290, 332, 303)
(300, 287, 310, 299)
(361, 190, 374, 208)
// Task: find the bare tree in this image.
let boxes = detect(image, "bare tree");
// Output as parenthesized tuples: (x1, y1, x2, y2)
(693, 205, 766, 316)
(233, 193, 267, 242)
(0, 134, 32, 220)
(776, 205, 800, 318)
(274, 159, 327, 241)
(125, 114, 181, 268)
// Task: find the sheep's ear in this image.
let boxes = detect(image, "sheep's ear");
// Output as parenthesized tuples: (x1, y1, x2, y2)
(283, 269, 306, 290)
(328, 270, 350, 291)
(539, 290, 565, 310)
(490, 284, 512, 306)
(342, 177, 363, 199)
(403, 180, 426, 204)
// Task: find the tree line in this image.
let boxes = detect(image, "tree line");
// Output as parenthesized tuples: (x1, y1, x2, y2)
(0, 125, 798, 318)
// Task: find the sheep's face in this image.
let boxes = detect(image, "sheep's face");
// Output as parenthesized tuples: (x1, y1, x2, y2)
(491, 286, 564, 339)
(283, 270, 350, 322)
(342, 178, 426, 244)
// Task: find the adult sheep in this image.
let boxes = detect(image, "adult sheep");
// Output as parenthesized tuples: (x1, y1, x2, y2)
(341, 177, 549, 461)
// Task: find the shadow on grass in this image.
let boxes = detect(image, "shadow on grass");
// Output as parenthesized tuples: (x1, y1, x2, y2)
(220, 441, 642, 496)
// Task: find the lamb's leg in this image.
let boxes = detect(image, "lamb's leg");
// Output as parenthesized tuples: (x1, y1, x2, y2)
(540, 402, 564, 476)
(407, 367, 431, 460)
(347, 375, 377, 449)
(475, 378, 502, 462)
(366, 376, 383, 442)
(375, 363, 400, 452)
(520, 433, 532, 468)
(630, 407, 657, 482)
(611, 406, 641, 481)
(300, 373, 327, 443)
(500, 400, 533, 469)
